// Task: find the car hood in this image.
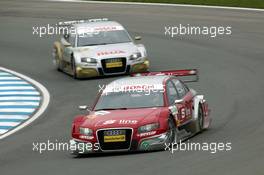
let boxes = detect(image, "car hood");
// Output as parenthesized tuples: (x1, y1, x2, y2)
(80, 107, 164, 129)
(73, 42, 138, 59)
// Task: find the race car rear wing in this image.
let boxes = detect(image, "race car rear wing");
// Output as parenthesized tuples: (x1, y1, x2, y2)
(131, 69, 199, 82)
(58, 18, 108, 26)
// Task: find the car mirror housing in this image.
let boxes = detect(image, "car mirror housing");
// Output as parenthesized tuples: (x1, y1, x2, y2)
(134, 36, 142, 40)
(175, 99, 184, 104)
(61, 37, 71, 47)
(78, 105, 91, 113)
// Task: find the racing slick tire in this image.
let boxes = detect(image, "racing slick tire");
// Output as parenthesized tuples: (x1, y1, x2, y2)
(53, 42, 63, 71)
(53, 48, 62, 71)
(71, 56, 79, 79)
(197, 104, 204, 131)
(187, 103, 204, 134)
(167, 117, 179, 144)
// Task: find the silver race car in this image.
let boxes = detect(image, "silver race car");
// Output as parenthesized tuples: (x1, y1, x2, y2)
(52, 18, 149, 79)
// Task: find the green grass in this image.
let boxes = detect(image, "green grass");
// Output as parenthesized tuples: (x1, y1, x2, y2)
(96, 0, 264, 9)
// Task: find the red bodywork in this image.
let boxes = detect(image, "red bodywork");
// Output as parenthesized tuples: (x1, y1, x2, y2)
(71, 69, 210, 153)
(72, 108, 169, 144)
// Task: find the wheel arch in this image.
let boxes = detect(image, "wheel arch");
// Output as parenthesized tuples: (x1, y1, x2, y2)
(192, 95, 206, 121)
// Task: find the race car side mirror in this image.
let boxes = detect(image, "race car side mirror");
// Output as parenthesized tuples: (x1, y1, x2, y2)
(79, 105, 88, 110)
(61, 37, 71, 47)
(175, 99, 184, 104)
(78, 105, 92, 114)
(134, 36, 142, 40)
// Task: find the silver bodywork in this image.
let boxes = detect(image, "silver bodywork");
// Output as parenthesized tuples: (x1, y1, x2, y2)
(52, 19, 149, 78)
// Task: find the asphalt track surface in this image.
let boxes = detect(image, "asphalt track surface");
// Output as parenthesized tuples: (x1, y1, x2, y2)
(0, 0, 264, 174)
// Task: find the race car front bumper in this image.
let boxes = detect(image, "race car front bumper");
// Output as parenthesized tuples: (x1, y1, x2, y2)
(75, 59, 150, 78)
(69, 139, 98, 155)
(75, 67, 99, 78)
(138, 132, 169, 151)
(70, 131, 169, 154)
(130, 60, 150, 73)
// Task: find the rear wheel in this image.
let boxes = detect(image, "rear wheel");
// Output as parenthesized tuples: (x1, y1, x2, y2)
(185, 103, 204, 134)
(198, 104, 204, 131)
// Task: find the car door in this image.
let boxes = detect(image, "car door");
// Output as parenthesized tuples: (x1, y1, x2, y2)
(172, 79, 193, 125)
(166, 80, 183, 126)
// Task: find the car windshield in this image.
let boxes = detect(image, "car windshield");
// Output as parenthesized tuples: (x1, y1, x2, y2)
(77, 30, 131, 47)
(94, 91, 164, 110)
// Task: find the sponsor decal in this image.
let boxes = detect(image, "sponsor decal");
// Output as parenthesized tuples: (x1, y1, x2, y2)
(77, 26, 124, 35)
(103, 130, 126, 142)
(141, 141, 150, 150)
(102, 120, 116, 125)
(94, 26, 124, 32)
(138, 131, 157, 137)
(119, 120, 138, 124)
(122, 84, 164, 92)
(79, 135, 94, 140)
(102, 119, 138, 125)
(97, 50, 125, 56)
(104, 135, 126, 142)
(124, 85, 154, 91)
(102, 82, 165, 95)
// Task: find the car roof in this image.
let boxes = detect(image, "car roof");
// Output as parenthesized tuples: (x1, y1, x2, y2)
(74, 21, 123, 29)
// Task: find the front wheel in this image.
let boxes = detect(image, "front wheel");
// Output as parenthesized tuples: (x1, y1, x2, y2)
(167, 117, 179, 144)
(53, 48, 62, 71)
(71, 56, 78, 79)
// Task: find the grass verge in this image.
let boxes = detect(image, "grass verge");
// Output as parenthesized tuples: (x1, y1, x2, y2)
(96, 0, 264, 9)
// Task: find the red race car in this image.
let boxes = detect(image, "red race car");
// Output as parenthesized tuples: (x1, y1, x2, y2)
(70, 69, 211, 154)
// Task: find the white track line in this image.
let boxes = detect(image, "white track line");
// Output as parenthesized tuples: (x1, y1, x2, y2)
(0, 82, 29, 85)
(0, 97, 41, 101)
(0, 129, 8, 134)
(0, 102, 40, 106)
(0, 115, 29, 119)
(0, 122, 20, 127)
(0, 91, 40, 95)
(0, 67, 50, 140)
(0, 73, 11, 76)
(49, 0, 264, 12)
(0, 87, 35, 90)
(0, 77, 21, 80)
(0, 108, 36, 112)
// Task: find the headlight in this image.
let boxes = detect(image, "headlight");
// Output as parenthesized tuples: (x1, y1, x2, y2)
(81, 57, 97, 64)
(79, 127, 93, 136)
(138, 123, 159, 133)
(129, 52, 142, 60)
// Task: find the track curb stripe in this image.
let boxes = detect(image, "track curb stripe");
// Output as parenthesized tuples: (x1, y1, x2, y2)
(0, 67, 50, 140)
